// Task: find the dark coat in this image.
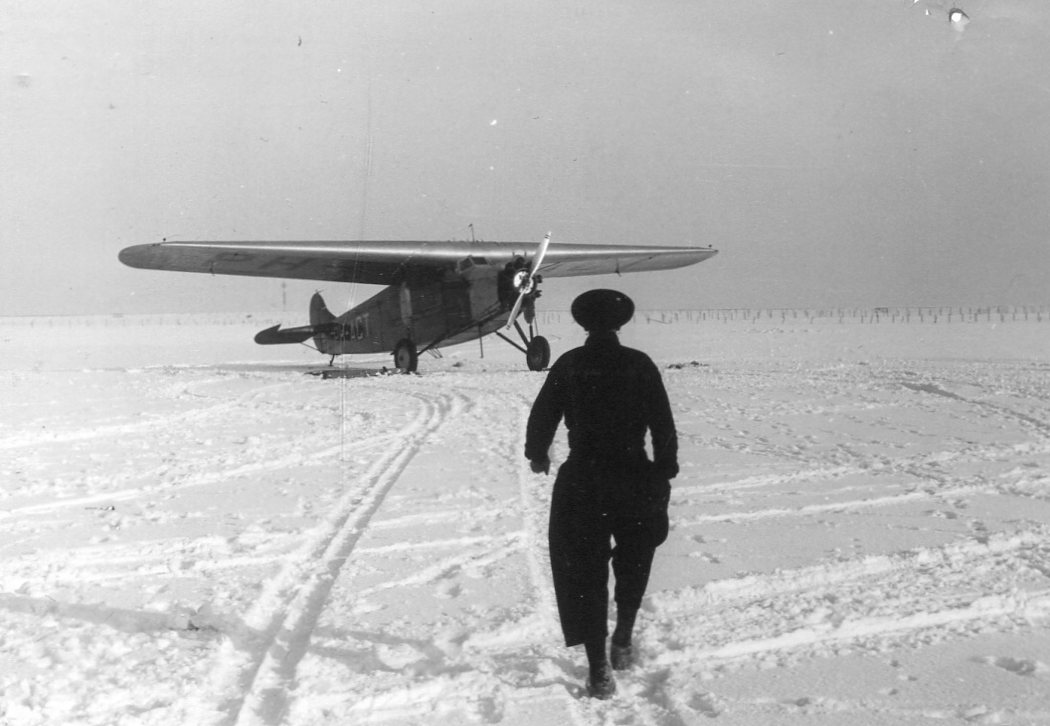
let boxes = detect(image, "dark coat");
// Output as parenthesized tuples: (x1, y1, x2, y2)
(525, 332, 678, 480)
(525, 331, 678, 646)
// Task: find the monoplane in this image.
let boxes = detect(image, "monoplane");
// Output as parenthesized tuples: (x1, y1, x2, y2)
(119, 236, 717, 372)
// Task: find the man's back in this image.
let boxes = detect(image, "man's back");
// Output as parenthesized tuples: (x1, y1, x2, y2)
(525, 331, 678, 477)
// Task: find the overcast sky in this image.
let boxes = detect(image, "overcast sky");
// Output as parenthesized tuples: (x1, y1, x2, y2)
(3, 0, 1049, 315)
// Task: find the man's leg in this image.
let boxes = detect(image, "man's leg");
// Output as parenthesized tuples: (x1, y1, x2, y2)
(547, 465, 620, 696)
(609, 516, 657, 668)
(548, 474, 612, 647)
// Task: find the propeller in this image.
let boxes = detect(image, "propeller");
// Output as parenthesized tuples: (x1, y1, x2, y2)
(505, 232, 551, 330)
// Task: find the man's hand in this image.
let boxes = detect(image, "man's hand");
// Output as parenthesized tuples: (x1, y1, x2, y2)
(530, 456, 551, 475)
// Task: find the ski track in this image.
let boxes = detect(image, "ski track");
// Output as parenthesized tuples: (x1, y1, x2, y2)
(649, 528, 1050, 653)
(0, 372, 406, 521)
(237, 362, 1050, 726)
(641, 362, 1050, 722)
(320, 382, 589, 725)
(313, 383, 700, 726)
(4, 346, 1050, 725)
(0, 372, 296, 451)
(204, 382, 463, 726)
(258, 381, 611, 726)
(0, 427, 404, 522)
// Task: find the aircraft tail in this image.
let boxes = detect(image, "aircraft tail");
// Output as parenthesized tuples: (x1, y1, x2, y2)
(254, 292, 339, 346)
(310, 292, 337, 327)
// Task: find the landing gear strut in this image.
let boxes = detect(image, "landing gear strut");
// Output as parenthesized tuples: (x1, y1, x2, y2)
(497, 321, 550, 372)
(392, 338, 418, 374)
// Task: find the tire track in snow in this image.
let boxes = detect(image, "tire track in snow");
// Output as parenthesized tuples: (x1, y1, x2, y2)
(319, 381, 596, 726)
(645, 528, 1050, 669)
(354, 531, 525, 598)
(0, 427, 411, 519)
(627, 363, 1050, 722)
(275, 380, 581, 726)
(652, 528, 1050, 616)
(509, 390, 560, 642)
(899, 378, 1050, 439)
(0, 374, 300, 451)
(0, 372, 405, 519)
(203, 383, 462, 726)
(674, 483, 985, 527)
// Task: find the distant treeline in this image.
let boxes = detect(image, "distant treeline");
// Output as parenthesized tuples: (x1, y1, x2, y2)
(3, 306, 1049, 327)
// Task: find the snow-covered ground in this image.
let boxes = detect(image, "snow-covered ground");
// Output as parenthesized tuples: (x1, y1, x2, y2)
(2, 311, 1049, 725)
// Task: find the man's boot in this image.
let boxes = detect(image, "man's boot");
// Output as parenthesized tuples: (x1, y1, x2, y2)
(610, 642, 634, 670)
(586, 660, 617, 699)
(584, 638, 617, 699)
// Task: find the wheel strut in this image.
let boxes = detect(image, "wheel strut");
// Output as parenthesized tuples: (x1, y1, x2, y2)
(494, 320, 550, 370)
(495, 320, 533, 354)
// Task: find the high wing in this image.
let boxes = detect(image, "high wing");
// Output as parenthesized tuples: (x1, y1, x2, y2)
(118, 240, 717, 284)
(536, 243, 717, 278)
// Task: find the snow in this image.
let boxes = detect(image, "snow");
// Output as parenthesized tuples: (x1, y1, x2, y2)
(2, 310, 1049, 725)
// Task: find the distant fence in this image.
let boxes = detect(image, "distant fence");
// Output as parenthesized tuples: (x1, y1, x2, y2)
(539, 306, 1050, 326)
(2, 306, 1049, 328)
(0, 313, 299, 328)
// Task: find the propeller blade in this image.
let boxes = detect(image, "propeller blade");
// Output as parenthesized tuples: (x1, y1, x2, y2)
(505, 288, 528, 330)
(505, 232, 551, 330)
(531, 231, 552, 276)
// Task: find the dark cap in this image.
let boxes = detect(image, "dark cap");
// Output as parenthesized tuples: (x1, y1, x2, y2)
(571, 289, 635, 331)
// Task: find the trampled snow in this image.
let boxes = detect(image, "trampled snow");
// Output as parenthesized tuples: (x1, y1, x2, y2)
(2, 309, 1049, 725)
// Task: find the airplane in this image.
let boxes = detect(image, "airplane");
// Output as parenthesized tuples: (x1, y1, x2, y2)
(118, 236, 718, 373)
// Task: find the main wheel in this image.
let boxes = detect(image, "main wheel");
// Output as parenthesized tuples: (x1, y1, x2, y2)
(393, 338, 418, 374)
(526, 335, 551, 371)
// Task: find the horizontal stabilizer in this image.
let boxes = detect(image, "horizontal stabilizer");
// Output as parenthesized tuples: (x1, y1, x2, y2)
(254, 324, 318, 345)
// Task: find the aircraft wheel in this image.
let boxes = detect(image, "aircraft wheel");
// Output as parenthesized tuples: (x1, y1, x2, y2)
(393, 338, 418, 374)
(526, 336, 551, 371)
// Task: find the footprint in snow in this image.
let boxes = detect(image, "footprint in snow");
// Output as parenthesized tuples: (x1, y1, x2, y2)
(975, 655, 1049, 678)
(688, 691, 723, 717)
(435, 580, 462, 599)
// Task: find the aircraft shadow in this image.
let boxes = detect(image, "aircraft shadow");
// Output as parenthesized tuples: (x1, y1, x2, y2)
(214, 362, 389, 379)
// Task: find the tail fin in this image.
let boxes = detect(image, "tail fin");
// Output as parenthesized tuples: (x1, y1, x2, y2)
(310, 292, 336, 327)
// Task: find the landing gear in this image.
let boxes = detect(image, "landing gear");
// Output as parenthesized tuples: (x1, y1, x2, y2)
(526, 335, 551, 372)
(492, 232, 555, 371)
(392, 338, 418, 374)
(496, 321, 551, 372)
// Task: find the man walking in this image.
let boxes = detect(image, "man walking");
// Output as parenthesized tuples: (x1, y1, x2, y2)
(525, 289, 678, 699)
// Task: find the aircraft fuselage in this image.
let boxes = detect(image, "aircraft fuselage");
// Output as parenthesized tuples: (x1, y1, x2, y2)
(311, 257, 514, 357)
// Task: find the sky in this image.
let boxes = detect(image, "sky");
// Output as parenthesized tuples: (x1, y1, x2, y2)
(3, 0, 1049, 315)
